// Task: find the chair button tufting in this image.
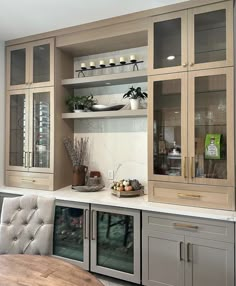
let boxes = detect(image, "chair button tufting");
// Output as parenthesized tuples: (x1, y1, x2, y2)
(31, 237, 34, 241)
(18, 208, 21, 211)
(13, 237, 17, 241)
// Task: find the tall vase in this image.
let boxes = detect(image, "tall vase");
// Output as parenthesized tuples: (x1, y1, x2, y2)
(72, 165, 88, 186)
(130, 98, 140, 110)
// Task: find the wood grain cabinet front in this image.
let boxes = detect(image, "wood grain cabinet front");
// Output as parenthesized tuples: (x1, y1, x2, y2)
(142, 212, 234, 286)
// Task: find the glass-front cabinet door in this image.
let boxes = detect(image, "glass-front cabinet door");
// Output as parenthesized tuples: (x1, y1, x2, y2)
(7, 44, 29, 90)
(53, 202, 90, 270)
(149, 11, 188, 75)
(30, 38, 54, 88)
(188, 68, 234, 186)
(188, 1, 233, 70)
(7, 38, 54, 90)
(28, 87, 53, 173)
(90, 205, 140, 283)
(149, 73, 188, 183)
(6, 90, 29, 171)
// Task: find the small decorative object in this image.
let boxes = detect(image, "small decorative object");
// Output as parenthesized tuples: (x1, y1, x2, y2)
(63, 137, 89, 186)
(87, 171, 101, 186)
(205, 134, 222, 159)
(130, 55, 136, 63)
(119, 57, 126, 64)
(99, 60, 105, 68)
(123, 86, 148, 110)
(90, 104, 125, 112)
(111, 179, 144, 197)
(90, 61, 96, 69)
(158, 133, 166, 154)
(109, 58, 115, 66)
(66, 94, 97, 112)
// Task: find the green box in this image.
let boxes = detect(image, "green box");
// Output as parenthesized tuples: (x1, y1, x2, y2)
(205, 134, 222, 159)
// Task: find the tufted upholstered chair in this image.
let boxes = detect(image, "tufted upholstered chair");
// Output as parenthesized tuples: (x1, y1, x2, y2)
(0, 195, 55, 255)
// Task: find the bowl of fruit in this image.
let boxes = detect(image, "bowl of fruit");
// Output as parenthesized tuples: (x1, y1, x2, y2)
(111, 179, 144, 197)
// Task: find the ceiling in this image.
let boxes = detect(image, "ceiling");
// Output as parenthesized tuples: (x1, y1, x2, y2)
(0, 0, 188, 42)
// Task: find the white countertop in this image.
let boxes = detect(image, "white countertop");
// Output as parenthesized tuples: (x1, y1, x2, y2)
(0, 185, 235, 222)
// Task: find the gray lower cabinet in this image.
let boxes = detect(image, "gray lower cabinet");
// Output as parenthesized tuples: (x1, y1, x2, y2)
(142, 211, 234, 286)
(185, 236, 234, 286)
(142, 230, 184, 286)
(53, 201, 141, 283)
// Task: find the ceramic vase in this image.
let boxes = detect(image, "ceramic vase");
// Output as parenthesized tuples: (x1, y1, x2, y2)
(72, 165, 88, 186)
(130, 98, 140, 110)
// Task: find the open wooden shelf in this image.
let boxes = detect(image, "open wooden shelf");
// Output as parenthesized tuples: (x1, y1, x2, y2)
(62, 109, 147, 119)
(61, 70, 147, 88)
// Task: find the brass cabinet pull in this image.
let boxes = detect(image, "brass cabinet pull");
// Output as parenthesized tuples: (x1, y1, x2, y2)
(191, 157, 195, 178)
(190, 62, 194, 66)
(29, 152, 32, 168)
(173, 223, 199, 230)
(182, 63, 187, 67)
(183, 157, 187, 178)
(187, 243, 192, 262)
(21, 179, 36, 183)
(179, 241, 184, 261)
(24, 152, 28, 168)
(91, 210, 96, 240)
(83, 209, 89, 240)
(177, 193, 201, 199)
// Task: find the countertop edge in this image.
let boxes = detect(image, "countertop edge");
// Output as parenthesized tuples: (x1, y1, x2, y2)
(0, 185, 235, 222)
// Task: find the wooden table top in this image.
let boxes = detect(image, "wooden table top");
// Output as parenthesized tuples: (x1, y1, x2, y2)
(0, 255, 104, 286)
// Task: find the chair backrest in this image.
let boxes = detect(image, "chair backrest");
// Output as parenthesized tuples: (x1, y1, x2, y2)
(0, 195, 55, 255)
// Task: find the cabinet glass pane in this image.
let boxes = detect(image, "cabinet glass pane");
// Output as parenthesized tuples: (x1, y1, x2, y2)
(154, 18, 181, 69)
(195, 10, 226, 64)
(33, 44, 50, 83)
(10, 49, 26, 85)
(32, 92, 50, 168)
(53, 206, 84, 261)
(97, 212, 134, 274)
(195, 74, 226, 179)
(9, 94, 26, 167)
(153, 79, 182, 176)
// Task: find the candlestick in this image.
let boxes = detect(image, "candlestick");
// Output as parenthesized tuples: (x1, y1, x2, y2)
(90, 61, 96, 68)
(109, 58, 115, 66)
(120, 57, 126, 64)
(99, 60, 105, 68)
(130, 55, 137, 63)
(80, 63, 87, 70)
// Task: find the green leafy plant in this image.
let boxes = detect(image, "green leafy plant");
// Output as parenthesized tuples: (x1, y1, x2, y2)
(66, 94, 97, 112)
(123, 86, 148, 100)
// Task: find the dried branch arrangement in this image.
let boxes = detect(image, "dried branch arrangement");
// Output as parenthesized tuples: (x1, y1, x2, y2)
(63, 137, 89, 166)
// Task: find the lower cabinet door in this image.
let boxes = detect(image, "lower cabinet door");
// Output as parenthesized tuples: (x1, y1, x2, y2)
(90, 204, 141, 283)
(142, 230, 185, 286)
(185, 237, 234, 286)
(53, 201, 90, 269)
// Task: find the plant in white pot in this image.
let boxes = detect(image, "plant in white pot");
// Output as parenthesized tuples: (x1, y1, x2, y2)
(123, 86, 148, 110)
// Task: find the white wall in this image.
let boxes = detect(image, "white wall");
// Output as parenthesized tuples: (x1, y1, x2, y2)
(0, 42, 5, 186)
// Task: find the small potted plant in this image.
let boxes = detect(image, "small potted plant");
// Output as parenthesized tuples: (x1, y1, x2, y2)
(123, 86, 148, 110)
(66, 94, 97, 112)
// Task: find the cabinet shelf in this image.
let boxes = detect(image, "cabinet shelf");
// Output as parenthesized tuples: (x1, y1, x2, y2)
(62, 109, 147, 119)
(61, 70, 147, 88)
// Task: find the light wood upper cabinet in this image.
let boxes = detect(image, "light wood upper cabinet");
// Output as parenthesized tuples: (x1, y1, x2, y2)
(148, 1, 233, 75)
(6, 87, 54, 174)
(148, 67, 234, 209)
(6, 38, 55, 90)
